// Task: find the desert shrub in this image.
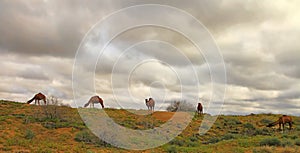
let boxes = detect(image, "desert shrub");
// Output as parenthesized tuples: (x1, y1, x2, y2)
(244, 123, 255, 129)
(295, 138, 300, 146)
(166, 145, 177, 153)
(166, 101, 195, 112)
(281, 134, 289, 138)
(187, 141, 198, 147)
(75, 130, 96, 143)
(253, 147, 272, 153)
(6, 137, 28, 147)
(260, 138, 281, 146)
(290, 135, 298, 140)
(222, 133, 235, 140)
(208, 137, 220, 144)
(169, 137, 185, 146)
(226, 118, 242, 125)
(24, 129, 35, 139)
(189, 135, 198, 142)
(254, 128, 272, 136)
(281, 139, 293, 147)
(260, 119, 273, 125)
(74, 130, 109, 147)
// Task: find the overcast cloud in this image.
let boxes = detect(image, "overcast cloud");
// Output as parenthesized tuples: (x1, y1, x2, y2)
(1, 0, 300, 115)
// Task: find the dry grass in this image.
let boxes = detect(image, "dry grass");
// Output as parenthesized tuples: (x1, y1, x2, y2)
(0, 100, 299, 153)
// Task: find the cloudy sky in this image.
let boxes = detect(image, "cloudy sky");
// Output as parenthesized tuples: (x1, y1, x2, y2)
(1, 0, 300, 115)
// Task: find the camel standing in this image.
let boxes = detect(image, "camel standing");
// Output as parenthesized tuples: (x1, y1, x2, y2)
(84, 96, 104, 108)
(27, 93, 47, 105)
(197, 103, 203, 115)
(145, 98, 155, 111)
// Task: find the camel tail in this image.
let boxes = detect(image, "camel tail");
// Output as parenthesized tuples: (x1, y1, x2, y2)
(267, 120, 279, 127)
(27, 96, 35, 104)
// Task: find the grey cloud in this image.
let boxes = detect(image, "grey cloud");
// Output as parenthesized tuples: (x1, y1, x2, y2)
(1, 0, 300, 115)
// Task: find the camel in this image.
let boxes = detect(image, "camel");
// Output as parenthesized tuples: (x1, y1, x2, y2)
(145, 98, 155, 112)
(84, 96, 104, 108)
(27, 92, 47, 105)
(267, 115, 292, 130)
(197, 103, 203, 115)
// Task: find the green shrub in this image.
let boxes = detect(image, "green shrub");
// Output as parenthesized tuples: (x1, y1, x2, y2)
(260, 138, 281, 146)
(74, 130, 109, 147)
(290, 135, 298, 140)
(259, 119, 273, 125)
(254, 128, 272, 136)
(222, 133, 235, 140)
(189, 135, 198, 142)
(253, 147, 272, 153)
(208, 137, 220, 144)
(24, 129, 35, 139)
(244, 123, 255, 129)
(224, 118, 242, 126)
(74, 130, 95, 143)
(187, 141, 198, 147)
(169, 138, 185, 146)
(281, 139, 293, 147)
(294, 138, 300, 146)
(166, 145, 177, 153)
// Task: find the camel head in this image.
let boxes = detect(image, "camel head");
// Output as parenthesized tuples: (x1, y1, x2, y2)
(84, 103, 89, 107)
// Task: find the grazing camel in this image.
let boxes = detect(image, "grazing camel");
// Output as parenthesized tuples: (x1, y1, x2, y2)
(84, 96, 104, 108)
(27, 93, 47, 105)
(145, 98, 155, 112)
(197, 103, 203, 115)
(267, 115, 292, 130)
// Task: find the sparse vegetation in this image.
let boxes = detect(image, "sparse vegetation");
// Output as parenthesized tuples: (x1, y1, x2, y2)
(24, 129, 35, 139)
(0, 100, 300, 153)
(260, 138, 281, 146)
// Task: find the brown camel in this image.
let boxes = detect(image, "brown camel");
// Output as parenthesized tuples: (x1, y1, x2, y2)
(197, 103, 203, 115)
(27, 92, 47, 105)
(145, 98, 155, 112)
(267, 115, 292, 130)
(84, 96, 104, 108)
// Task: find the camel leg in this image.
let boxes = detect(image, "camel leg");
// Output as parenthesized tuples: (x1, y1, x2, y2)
(289, 122, 292, 130)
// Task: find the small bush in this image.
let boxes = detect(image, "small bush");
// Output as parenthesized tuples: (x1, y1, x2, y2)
(290, 135, 298, 140)
(281, 139, 293, 147)
(74, 130, 109, 147)
(208, 137, 220, 144)
(260, 138, 281, 146)
(187, 141, 198, 147)
(169, 138, 185, 146)
(224, 118, 242, 126)
(189, 135, 198, 142)
(166, 101, 195, 112)
(244, 123, 255, 129)
(254, 128, 272, 136)
(253, 147, 272, 153)
(295, 139, 300, 146)
(222, 133, 235, 140)
(166, 145, 177, 153)
(24, 129, 35, 139)
(75, 130, 95, 143)
(260, 119, 273, 125)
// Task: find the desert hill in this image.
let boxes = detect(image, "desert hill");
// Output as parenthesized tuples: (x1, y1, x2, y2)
(0, 100, 300, 153)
